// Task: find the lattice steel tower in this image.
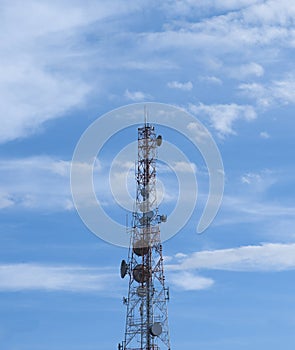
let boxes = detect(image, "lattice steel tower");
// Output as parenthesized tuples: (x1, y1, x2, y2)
(118, 119, 171, 350)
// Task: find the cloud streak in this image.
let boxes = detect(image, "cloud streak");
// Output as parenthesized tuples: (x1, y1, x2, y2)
(167, 81, 193, 91)
(0, 263, 116, 292)
(0, 156, 73, 210)
(168, 243, 295, 272)
(239, 77, 295, 107)
(167, 271, 214, 291)
(124, 89, 152, 101)
(0, 0, 147, 143)
(2, 0, 295, 144)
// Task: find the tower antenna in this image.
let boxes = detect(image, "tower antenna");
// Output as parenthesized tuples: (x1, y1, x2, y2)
(119, 115, 170, 350)
(144, 105, 148, 125)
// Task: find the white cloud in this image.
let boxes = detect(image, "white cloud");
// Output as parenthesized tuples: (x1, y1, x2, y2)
(0, 263, 116, 292)
(187, 121, 212, 143)
(241, 172, 262, 185)
(174, 252, 188, 259)
(272, 78, 295, 104)
(160, 0, 260, 17)
(200, 76, 223, 85)
(0, 62, 90, 143)
(0, 0, 146, 143)
(0, 156, 108, 211)
(0, 156, 73, 210)
(124, 89, 152, 101)
(170, 161, 197, 174)
(167, 81, 193, 91)
(229, 62, 264, 79)
(168, 243, 295, 272)
(260, 131, 270, 139)
(0, 154, 186, 213)
(240, 170, 275, 190)
(221, 194, 295, 226)
(217, 169, 295, 225)
(240, 77, 295, 107)
(168, 271, 214, 291)
(0, 1, 92, 143)
(0, 192, 14, 209)
(189, 103, 256, 137)
(242, 0, 295, 26)
(239, 82, 269, 106)
(141, 5, 295, 55)
(2, 0, 295, 145)
(0, 262, 214, 293)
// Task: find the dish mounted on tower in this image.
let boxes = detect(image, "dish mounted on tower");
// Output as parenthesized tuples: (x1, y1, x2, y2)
(118, 115, 171, 350)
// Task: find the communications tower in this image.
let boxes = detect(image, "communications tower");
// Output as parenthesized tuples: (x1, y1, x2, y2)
(118, 119, 171, 350)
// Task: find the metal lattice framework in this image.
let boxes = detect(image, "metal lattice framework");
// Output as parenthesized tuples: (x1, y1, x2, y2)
(119, 122, 171, 350)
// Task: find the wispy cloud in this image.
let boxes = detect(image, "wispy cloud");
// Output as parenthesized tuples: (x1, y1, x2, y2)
(199, 76, 223, 85)
(0, 155, 195, 213)
(215, 168, 295, 227)
(189, 103, 256, 137)
(167, 81, 193, 91)
(224, 197, 295, 218)
(0, 156, 73, 210)
(228, 62, 264, 79)
(124, 89, 152, 101)
(2, 0, 295, 145)
(239, 77, 295, 107)
(242, 0, 295, 26)
(0, 262, 214, 293)
(167, 243, 295, 272)
(140, 1, 295, 59)
(0, 156, 111, 211)
(0, 263, 117, 293)
(240, 170, 275, 190)
(260, 131, 270, 139)
(0, 0, 146, 143)
(167, 271, 214, 291)
(160, 0, 261, 16)
(0, 192, 14, 209)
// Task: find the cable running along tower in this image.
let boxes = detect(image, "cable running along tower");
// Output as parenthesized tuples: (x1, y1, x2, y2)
(119, 118, 171, 350)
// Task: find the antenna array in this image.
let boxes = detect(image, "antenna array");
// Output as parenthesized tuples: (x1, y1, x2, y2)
(119, 119, 171, 350)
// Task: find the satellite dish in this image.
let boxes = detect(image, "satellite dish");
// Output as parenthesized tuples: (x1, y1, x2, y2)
(156, 135, 162, 146)
(133, 239, 149, 256)
(137, 286, 147, 297)
(160, 214, 167, 222)
(133, 264, 150, 283)
(150, 322, 162, 336)
(120, 260, 128, 279)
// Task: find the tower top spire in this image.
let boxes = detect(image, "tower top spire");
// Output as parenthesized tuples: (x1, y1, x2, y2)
(144, 105, 148, 126)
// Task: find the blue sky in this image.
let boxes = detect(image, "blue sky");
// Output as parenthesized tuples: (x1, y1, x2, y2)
(1, 0, 295, 349)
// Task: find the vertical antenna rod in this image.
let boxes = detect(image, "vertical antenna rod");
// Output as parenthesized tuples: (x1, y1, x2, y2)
(119, 111, 170, 350)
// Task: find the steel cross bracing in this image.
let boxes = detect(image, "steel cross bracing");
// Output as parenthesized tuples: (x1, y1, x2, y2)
(119, 123, 171, 350)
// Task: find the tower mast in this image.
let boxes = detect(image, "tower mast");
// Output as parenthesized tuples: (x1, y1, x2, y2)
(119, 117, 170, 350)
